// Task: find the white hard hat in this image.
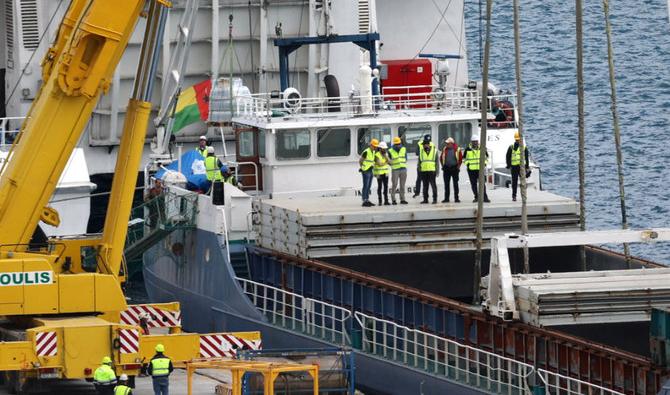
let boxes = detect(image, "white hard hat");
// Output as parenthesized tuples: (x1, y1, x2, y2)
(199, 135, 207, 140)
(378, 141, 388, 149)
(471, 134, 480, 142)
(445, 137, 455, 144)
(207, 146, 215, 154)
(119, 374, 128, 381)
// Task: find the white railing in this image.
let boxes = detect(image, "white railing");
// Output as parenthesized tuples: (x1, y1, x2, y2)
(354, 312, 534, 394)
(234, 87, 494, 121)
(538, 369, 624, 395)
(237, 277, 351, 345)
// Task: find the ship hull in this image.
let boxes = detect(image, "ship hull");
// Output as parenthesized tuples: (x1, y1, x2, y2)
(143, 228, 487, 395)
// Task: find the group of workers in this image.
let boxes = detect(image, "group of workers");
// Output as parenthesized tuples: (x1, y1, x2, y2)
(94, 344, 173, 395)
(197, 136, 237, 186)
(359, 132, 530, 207)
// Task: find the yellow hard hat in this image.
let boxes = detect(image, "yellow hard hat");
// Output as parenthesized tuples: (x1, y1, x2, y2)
(370, 139, 379, 147)
(392, 137, 402, 145)
(102, 356, 112, 364)
(155, 344, 165, 353)
(514, 131, 521, 140)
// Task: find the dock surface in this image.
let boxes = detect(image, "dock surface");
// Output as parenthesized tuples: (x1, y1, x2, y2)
(255, 187, 580, 257)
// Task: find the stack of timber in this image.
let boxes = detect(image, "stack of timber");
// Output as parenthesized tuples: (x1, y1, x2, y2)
(485, 268, 670, 326)
(254, 189, 579, 258)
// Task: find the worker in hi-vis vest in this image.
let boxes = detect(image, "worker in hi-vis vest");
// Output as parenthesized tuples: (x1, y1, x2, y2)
(505, 131, 530, 202)
(114, 374, 133, 395)
(148, 344, 173, 395)
(196, 135, 208, 157)
(463, 134, 490, 203)
(359, 139, 378, 207)
(94, 356, 117, 395)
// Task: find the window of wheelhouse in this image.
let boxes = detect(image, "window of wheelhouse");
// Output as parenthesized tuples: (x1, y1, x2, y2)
(438, 123, 472, 149)
(317, 128, 350, 157)
(357, 126, 391, 154)
(258, 130, 266, 158)
(238, 131, 255, 156)
(398, 123, 431, 154)
(276, 129, 310, 160)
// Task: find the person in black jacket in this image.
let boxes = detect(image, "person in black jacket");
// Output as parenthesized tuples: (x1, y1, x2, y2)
(505, 132, 530, 202)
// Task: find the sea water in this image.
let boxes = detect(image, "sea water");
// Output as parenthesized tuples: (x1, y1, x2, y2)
(465, 0, 670, 263)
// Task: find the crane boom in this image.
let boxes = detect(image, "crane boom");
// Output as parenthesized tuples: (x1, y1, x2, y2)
(0, 0, 146, 248)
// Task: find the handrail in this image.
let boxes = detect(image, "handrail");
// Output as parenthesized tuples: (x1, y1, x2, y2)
(237, 277, 351, 345)
(226, 160, 260, 193)
(354, 311, 534, 394)
(537, 369, 624, 395)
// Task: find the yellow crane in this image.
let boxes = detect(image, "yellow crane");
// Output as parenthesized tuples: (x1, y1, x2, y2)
(0, 0, 258, 392)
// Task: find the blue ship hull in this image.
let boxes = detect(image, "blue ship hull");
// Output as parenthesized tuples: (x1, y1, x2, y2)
(143, 228, 487, 394)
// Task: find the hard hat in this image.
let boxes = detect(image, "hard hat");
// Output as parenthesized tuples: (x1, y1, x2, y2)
(199, 135, 207, 141)
(220, 165, 229, 173)
(514, 131, 521, 140)
(471, 134, 480, 142)
(102, 356, 112, 365)
(378, 141, 388, 150)
(370, 139, 379, 147)
(119, 374, 128, 381)
(392, 137, 402, 145)
(155, 344, 165, 353)
(445, 137, 455, 144)
(206, 146, 215, 154)
(423, 134, 432, 143)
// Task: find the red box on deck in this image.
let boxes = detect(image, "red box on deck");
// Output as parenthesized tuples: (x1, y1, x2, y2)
(380, 59, 433, 108)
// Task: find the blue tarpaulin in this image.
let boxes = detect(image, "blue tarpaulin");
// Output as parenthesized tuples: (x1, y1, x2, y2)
(155, 150, 211, 191)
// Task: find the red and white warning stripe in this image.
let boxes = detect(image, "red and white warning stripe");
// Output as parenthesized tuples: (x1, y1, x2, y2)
(119, 329, 139, 354)
(199, 334, 261, 359)
(35, 331, 57, 357)
(120, 305, 182, 328)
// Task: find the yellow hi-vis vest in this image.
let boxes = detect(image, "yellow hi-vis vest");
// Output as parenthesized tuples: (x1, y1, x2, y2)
(360, 148, 375, 171)
(419, 146, 437, 172)
(94, 365, 116, 385)
(196, 147, 207, 157)
(373, 151, 390, 176)
(388, 147, 407, 170)
(205, 156, 222, 181)
(510, 144, 522, 166)
(465, 147, 486, 170)
(115, 384, 132, 395)
(150, 357, 171, 377)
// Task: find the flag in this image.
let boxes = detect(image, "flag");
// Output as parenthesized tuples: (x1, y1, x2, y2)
(172, 80, 211, 133)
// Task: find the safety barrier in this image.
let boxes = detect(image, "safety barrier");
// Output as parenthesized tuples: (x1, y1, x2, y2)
(0, 117, 24, 150)
(537, 369, 624, 395)
(237, 277, 350, 345)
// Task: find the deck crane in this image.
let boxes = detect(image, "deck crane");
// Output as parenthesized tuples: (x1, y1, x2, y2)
(0, 0, 258, 392)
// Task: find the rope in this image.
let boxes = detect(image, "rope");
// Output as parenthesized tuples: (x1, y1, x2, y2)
(575, 0, 587, 270)
(602, 0, 631, 264)
(512, 0, 529, 273)
(474, 0, 493, 305)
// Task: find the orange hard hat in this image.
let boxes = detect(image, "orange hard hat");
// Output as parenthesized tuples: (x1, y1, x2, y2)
(392, 137, 402, 145)
(370, 139, 379, 147)
(514, 131, 521, 140)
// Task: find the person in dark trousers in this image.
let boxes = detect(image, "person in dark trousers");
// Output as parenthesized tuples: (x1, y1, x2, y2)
(413, 134, 433, 198)
(359, 139, 378, 207)
(148, 344, 173, 395)
(505, 131, 530, 201)
(418, 137, 439, 204)
(463, 135, 490, 203)
(374, 141, 391, 205)
(439, 137, 462, 203)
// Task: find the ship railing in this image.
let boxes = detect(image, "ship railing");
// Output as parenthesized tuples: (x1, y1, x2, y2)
(353, 311, 534, 395)
(234, 87, 497, 121)
(0, 116, 25, 153)
(237, 277, 351, 345)
(537, 369, 624, 395)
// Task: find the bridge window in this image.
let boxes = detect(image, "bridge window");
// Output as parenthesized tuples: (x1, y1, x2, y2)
(317, 128, 351, 157)
(438, 123, 472, 149)
(276, 129, 311, 160)
(398, 124, 431, 155)
(357, 127, 391, 154)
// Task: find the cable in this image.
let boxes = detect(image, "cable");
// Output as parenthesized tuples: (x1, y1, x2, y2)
(5, 0, 66, 107)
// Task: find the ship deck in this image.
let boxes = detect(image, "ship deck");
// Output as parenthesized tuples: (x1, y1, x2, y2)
(254, 187, 580, 258)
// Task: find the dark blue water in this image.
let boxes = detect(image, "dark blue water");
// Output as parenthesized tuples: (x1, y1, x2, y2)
(465, 0, 670, 263)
